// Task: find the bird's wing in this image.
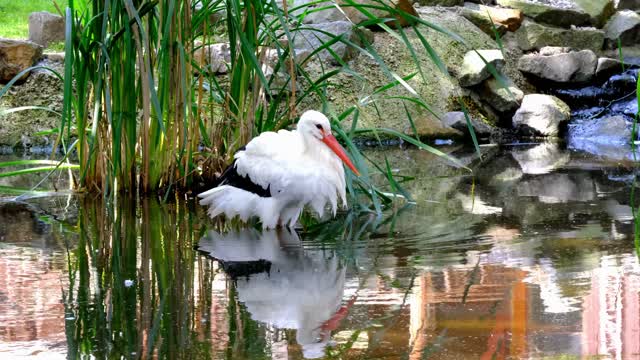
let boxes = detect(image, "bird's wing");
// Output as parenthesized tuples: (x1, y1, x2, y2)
(234, 129, 344, 214)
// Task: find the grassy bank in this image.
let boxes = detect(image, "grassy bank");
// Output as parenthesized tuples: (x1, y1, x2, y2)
(0, 0, 59, 39)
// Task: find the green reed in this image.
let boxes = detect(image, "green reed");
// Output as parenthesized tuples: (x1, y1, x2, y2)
(1, 0, 493, 207)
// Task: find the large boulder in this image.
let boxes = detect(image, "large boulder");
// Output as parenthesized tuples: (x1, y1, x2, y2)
(603, 10, 640, 48)
(0, 38, 43, 83)
(514, 19, 605, 51)
(28, 11, 65, 47)
(512, 94, 571, 136)
(496, 0, 614, 28)
(292, 21, 374, 64)
(301, 7, 500, 138)
(459, 3, 524, 36)
(457, 49, 505, 87)
(517, 49, 598, 83)
(298, 0, 419, 28)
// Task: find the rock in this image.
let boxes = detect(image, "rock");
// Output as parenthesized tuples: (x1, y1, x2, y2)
(515, 19, 604, 52)
(495, 0, 590, 28)
(305, 7, 499, 136)
(538, 46, 570, 55)
(406, 114, 463, 138)
(567, 116, 633, 160)
(415, 0, 463, 6)
(0, 62, 62, 147)
(617, 0, 640, 10)
(480, 77, 524, 112)
(512, 94, 571, 136)
(457, 49, 505, 87)
(28, 12, 65, 47)
(441, 111, 494, 136)
(495, 0, 614, 28)
(511, 141, 569, 174)
(194, 43, 231, 74)
(0, 38, 43, 83)
(459, 3, 524, 36)
(603, 10, 640, 48)
(596, 57, 624, 76)
(300, 0, 419, 28)
(517, 49, 598, 83)
(574, 0, 616, 28)
(292, 21, 374, 64)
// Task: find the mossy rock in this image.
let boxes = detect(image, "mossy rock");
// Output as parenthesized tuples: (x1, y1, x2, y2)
(302, 7, 500, 139)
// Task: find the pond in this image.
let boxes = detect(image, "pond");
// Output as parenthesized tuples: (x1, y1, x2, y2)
(0, 142, 639, 359)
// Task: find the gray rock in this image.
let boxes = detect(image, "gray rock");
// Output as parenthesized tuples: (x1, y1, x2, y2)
(517, 49, 598, 83)
(596, 57, 624, 76)
(604, 10, 640, 47)
(441, 111, 494, 136)
(515, 19, 605, 51)
(0, 38, 43, 83)
(292, 21, 374, 64)
(512, 94, 571, 136)
(28, 12, 65, 48)
(480, 76, 524, 112)
(457, 49, 505, 87)
(616, 0, 640, 10)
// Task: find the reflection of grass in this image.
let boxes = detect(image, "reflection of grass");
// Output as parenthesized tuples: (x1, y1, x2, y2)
(0, 0, 59, 39)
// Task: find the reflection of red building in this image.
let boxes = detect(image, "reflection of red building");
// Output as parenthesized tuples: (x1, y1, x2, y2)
(0, 246, 67, 356)
(582, 254, 640, 360)
(333, 254, 640, 360)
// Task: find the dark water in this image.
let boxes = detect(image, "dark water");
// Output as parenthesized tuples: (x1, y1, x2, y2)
(0, 143, 639, 359)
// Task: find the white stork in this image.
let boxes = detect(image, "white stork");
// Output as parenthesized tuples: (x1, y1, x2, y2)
(198, 110, 359, 228)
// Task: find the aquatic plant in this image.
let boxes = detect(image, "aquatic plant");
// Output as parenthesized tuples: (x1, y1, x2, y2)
(0, 0, 489, 206)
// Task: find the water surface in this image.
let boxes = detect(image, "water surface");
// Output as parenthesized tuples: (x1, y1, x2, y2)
(0, 143, 639, 359)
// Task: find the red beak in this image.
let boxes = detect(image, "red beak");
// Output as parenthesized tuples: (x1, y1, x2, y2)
(321, 133, 360, 176)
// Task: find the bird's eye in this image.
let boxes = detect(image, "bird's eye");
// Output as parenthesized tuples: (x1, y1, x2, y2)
(315, 124, 323, 130)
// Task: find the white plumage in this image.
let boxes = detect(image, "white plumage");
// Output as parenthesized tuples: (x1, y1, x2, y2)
(199, 110, 359, 228)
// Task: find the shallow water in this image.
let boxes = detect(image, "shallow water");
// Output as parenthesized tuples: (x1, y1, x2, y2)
(0, 143, 639, 360)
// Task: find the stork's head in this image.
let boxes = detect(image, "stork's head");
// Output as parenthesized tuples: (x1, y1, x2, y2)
(298, 110, 360, 176)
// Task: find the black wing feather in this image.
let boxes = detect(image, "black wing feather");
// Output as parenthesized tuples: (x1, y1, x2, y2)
(216, 149, 272, 198)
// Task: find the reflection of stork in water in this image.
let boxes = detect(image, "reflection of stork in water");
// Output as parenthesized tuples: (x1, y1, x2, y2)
(197, 228, 355, 359)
